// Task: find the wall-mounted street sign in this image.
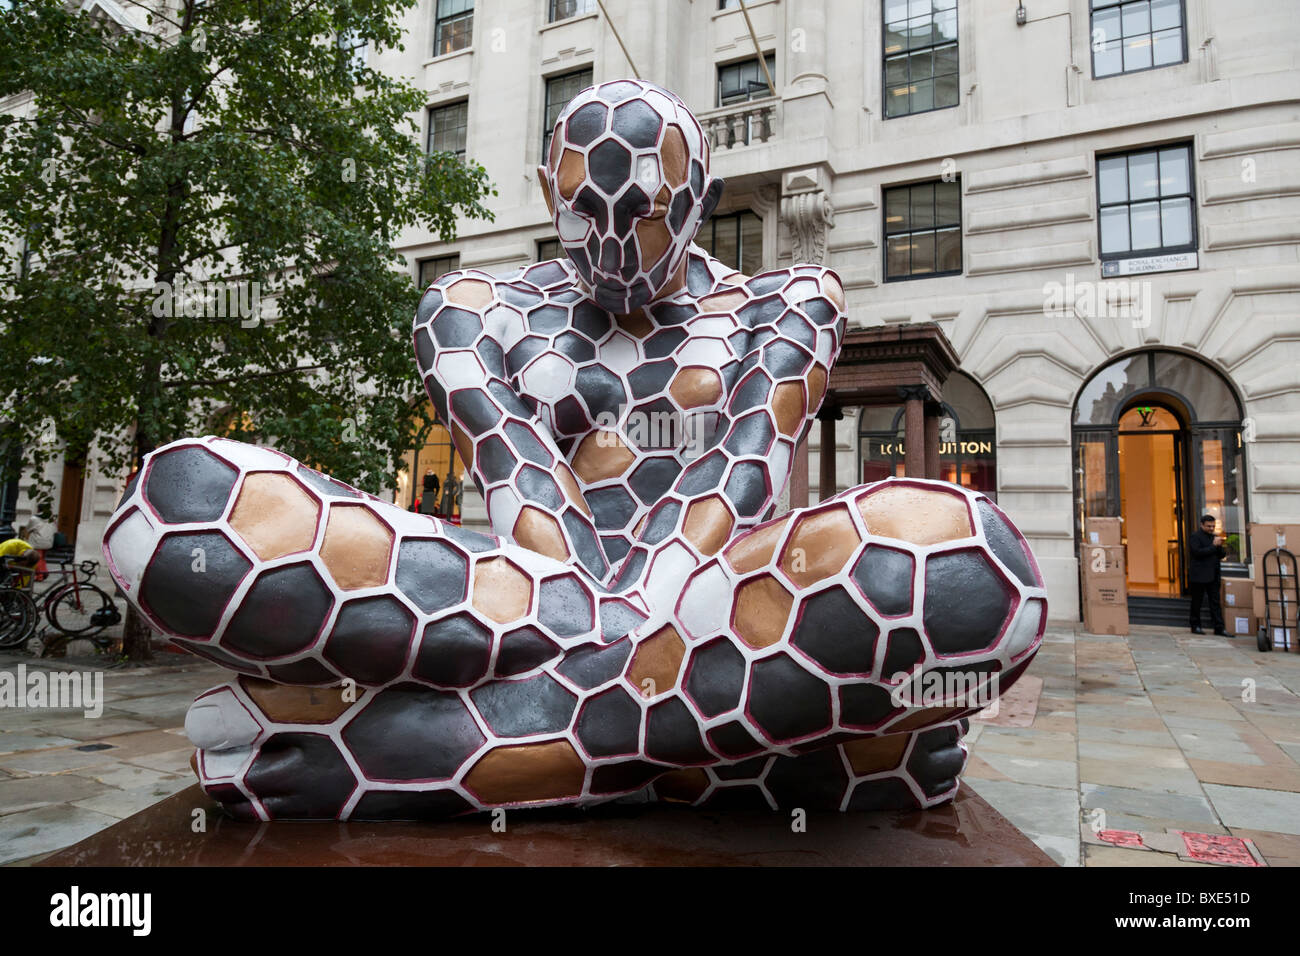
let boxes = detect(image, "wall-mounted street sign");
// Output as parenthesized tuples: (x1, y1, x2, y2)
(1102, 251, 1198, 277)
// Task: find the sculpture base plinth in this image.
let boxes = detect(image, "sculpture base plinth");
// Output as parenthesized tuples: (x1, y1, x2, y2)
(39, 784, 1055, 867)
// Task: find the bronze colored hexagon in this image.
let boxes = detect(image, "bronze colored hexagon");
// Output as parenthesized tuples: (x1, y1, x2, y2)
(682, 495, 734, 556)
(724, 516, 790, 574)
(807, 364, 828, 406)
(572, 431, 636, 483)
(823, 273, 845, 310)
(772, 382, 806, 436)
(228, 472, 320, 561)
(240, 676, 350, 725)
(452, 422, 474, 472)
(557, 148, 585, 200)
(627, 624, 685, 698)
(620, 308, 654, 338)
(661, 124, 688, 186)
(556, 466, 592, 516)
(636, 218, 671, 271)
(514, 506, 569, 562)
(445, 278, 493, 310)
(699, 289, 747, 313)
(857, 484, 973, 545)
(472, 556, 532, 624)
(669, 368, 723, 409)
(733, 574, 794, 649)
(319, 504, 394, 591)
(464, 739, 586, 804)
(780, 504, 862, 589)
(655, 768, 709, 803)
(841, 734, 908, 775)
(889, 706, 966, 733)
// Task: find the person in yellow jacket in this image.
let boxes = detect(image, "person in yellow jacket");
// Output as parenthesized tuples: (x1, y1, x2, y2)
(0, 534, 39, 587)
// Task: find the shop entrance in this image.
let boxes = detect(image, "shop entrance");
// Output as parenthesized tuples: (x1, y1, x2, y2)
(1117, 404, 1186, 595)
(396, 400, 466, 521)
(1073, 349, 1247, 622)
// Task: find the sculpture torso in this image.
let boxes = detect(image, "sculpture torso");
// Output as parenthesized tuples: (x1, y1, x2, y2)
(417, 244, 845, 570)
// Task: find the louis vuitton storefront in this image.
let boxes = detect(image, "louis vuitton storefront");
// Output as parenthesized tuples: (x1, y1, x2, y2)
(1072, 348, 1248, 603)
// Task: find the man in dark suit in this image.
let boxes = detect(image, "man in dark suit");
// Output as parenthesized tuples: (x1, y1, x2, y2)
(1188, 514, 1228, 636)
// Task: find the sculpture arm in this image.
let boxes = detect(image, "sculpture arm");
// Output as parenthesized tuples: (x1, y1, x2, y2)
(413, 272, 612, 585)
(610, 268, 847, 605)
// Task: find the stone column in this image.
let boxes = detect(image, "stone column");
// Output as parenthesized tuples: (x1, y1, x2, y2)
(898, 385, 930, 478)
(817, 406, 842, 500)
(924, 402, 942, 480)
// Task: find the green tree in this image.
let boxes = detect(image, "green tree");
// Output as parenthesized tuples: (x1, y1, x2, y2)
(0, 0, 493, 657)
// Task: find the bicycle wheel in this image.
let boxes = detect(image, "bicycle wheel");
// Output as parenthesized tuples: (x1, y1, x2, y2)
(47, 582, 117, 639)
(0, 588, 37, 648)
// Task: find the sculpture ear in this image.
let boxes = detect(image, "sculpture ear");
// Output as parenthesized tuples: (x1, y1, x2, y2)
(700, 176, 725, 224)
(537, 165, 555, 217)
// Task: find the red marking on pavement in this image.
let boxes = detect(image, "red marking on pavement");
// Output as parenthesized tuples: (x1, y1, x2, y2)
(1098, 829, 1144, 848)
(1176, 832, 1261, 866)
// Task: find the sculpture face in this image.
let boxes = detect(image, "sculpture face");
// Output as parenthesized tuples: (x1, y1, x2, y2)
(537, 79, 722, 314)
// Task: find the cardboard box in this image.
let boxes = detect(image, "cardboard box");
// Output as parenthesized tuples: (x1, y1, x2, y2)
(1081, 544, 1125, 577)
(1084, 602, 1129, 636)
(1248, 523, 1300, 556)
(1222, 577, 1253, 610)
(1269, 626, 1298, 651)
(1084, 577, 1127, 607)
(1085, 517, 1122, 547)
(1224, 612, 1255, 638)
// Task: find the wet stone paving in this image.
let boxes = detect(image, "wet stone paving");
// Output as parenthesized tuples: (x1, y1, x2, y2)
(3, 624, 1300, 866)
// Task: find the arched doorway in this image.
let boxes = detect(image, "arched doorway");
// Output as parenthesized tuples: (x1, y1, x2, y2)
(857, 371, 998, 498)
(396, 401, 468, 521)
(1073, 350, 1247, 603)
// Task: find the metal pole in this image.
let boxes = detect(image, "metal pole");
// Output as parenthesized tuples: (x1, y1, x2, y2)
(593, 0, 641, 80)
(737, 0, 776, 96)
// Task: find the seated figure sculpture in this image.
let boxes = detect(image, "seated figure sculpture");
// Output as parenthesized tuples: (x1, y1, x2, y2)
(101, 79, 1048, 821)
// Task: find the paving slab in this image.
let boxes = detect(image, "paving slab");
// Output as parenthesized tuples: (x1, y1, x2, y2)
(1203, 784, 1300, 836)
(0, 804, 120, 866)
(971, 750, 1077, 790)
(965, 778, 1081, 866)
(1079, 783, 1220, 825)
(1078, 759, 1205, 795)
(0, 774, 110, 816)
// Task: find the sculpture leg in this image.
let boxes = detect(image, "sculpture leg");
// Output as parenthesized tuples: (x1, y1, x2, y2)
(108, 440, 1044, 819)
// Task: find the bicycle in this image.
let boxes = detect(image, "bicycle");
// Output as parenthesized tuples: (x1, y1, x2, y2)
(0, 556, 121, 654)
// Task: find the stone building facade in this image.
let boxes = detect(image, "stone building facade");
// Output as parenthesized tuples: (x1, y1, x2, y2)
(8, 0, 1298, 624)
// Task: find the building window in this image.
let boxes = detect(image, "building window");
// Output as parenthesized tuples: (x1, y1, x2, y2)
(336, 30, 367, 71)
(883, 179, 962, 280)
(717, 54, 775, 106)
(548, 0, 594, 22)
(718, 0, 741, 8)
(883, 0, 958, 118)
(542, 68, 593, 160)
(1090, 0, 1186, 78)
(703, 211, 762, 276)
(1097, 143, 1195, 259)
(433, 0, 473, 57)
(537, 238, 561, 262)
(418, 254, 460, 288)
(427, 100, 468, 160)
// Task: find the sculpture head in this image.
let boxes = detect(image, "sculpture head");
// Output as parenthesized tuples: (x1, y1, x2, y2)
(537, 79, 724, 314)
